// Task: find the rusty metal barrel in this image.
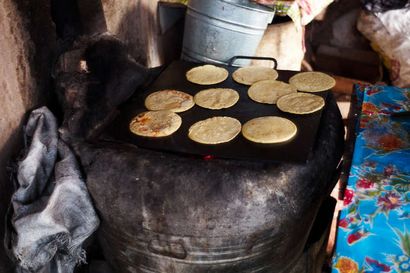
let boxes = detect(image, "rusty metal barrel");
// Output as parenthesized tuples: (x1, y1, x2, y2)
(181, 0, 275, 66)
(78, 95, 344, 273)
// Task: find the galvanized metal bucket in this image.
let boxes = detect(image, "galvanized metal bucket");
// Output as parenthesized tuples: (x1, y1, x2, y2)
(181, 0, 275, 66)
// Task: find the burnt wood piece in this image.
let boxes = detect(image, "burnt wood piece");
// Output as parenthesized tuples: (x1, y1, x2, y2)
(56, 36, 149, 141)
(51, 0, 83, 50)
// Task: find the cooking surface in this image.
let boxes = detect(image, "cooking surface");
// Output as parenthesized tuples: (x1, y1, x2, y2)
(105, 60, 329, 163)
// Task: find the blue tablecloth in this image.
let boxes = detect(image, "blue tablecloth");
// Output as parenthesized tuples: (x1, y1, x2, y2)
(332, 85, 410, 273)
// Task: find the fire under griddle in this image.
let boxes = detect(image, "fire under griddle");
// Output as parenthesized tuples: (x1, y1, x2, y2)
(105, 60, 329, 163)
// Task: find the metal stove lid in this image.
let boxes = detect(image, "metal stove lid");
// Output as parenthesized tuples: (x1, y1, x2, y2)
(106, 60, 330, 163)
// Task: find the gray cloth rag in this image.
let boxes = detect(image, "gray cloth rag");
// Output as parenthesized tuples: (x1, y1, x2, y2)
(7, 106, 100, 273)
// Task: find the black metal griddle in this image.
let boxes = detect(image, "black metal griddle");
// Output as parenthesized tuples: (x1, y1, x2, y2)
(105, 59, 329, 163)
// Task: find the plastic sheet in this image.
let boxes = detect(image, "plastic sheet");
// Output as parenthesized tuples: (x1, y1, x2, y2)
(357, 9, 410, 87)
(361, 0, 410, 13)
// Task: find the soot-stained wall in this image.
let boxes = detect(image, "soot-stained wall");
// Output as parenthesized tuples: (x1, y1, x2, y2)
(0, 0, 56, 271)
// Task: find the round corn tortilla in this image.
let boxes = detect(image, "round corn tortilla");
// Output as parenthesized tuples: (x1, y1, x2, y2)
(145, 90, 194, 113)
(188, 116, 241, 144)
(242, 116, 297, 144)
(277, 93, 325, 114)
(289, 72, 335, 92)
(194, 88, 239, 110)
(232, 66, 278, 85)
(248, 80, 297, 104)
(186, 65, 229, 85)
(129, 110, 182, 137)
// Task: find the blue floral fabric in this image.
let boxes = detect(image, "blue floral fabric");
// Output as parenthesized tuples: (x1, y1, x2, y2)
(332, 85, 410, 273)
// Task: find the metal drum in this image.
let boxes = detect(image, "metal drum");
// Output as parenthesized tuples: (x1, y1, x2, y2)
(78, 95, 344, 273)
(181, 0, 275, 66)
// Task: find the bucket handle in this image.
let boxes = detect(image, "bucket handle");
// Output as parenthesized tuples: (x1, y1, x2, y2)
(228, 56, 278, 69)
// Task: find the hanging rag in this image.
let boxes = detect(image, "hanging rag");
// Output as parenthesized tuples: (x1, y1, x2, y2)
(5, 106, 100, 273)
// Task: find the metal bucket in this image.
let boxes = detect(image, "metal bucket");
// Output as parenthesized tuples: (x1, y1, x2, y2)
(181, 0, 275, 66)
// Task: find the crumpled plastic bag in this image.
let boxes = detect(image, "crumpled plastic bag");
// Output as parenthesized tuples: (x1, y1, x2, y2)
(357, 9, 410, 88)
(6, 106, 100, 273)
(361, 0, 410, 13)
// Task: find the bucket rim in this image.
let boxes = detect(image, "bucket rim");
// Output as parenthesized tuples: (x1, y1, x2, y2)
(219, 0, 275, 14)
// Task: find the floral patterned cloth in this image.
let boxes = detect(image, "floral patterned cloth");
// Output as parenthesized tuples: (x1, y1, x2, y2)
(250, 0, 333, 26)
(333, 84, 410, 273)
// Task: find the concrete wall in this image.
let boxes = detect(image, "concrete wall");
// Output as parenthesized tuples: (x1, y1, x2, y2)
(0, 1, 178, 270)
(78, 0, 183, 67)
(0, 0, 56, 271)
(101, 0, 163, 66)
